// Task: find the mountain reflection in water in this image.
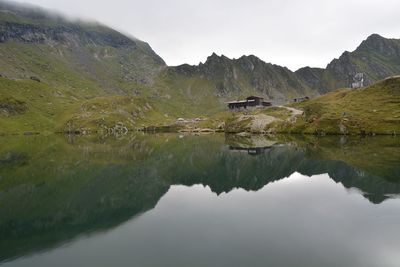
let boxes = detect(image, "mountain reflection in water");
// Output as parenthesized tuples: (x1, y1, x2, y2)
(0, 133, 399, 266)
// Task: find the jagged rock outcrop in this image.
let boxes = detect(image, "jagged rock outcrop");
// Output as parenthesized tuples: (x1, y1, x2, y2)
(169, 53, 314, 103)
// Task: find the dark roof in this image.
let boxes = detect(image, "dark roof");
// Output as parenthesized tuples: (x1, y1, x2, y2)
(247, 96, 264, 100)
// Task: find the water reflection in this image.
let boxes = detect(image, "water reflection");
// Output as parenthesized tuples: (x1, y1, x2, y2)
(0, 133, 399, 266)
(227, 134, 277, 155)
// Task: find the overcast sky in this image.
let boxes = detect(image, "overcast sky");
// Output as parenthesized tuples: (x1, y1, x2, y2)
(11, 0, 400, 70)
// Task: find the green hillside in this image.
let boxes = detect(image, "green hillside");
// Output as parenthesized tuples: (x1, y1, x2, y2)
(225, 76, 400, 135)
(0, 77, 73, 133)
(0, 74, 230, 134)
(0, 1, 165, 94)
(287, 76, 400, 135)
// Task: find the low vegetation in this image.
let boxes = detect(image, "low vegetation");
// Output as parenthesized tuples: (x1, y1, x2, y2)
(0, 77, 77, 134)
(1, 75, 399, 136)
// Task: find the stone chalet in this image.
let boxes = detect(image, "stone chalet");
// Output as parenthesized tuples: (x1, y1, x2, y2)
(227, 96, 272, 110)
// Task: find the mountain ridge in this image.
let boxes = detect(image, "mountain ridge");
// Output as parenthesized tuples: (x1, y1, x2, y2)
(1, 0, 399, 100)
(169, 33, 400, 99)
(1, 0, 400, 133)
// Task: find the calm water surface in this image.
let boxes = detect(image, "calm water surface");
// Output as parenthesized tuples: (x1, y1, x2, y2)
(0, 134, 399, 267)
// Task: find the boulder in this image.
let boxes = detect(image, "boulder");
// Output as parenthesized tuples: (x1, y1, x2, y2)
(30, 76, 41, 82)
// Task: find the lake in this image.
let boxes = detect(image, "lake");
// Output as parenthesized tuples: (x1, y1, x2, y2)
(0, 133, 399, 267)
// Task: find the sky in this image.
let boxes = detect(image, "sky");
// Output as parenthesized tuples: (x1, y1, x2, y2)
(11, 0, 400, 70)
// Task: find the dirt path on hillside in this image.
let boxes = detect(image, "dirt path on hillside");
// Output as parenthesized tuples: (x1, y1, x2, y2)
(249, 114, 279, 132)
(282, 106, 303, 116)
(279, 106, 303, 122)
(233, 106, 303, 133)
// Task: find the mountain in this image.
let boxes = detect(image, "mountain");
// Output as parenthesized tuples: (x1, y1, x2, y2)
(157, 33, 400, 105)
(0, 0, 166, 96)
(2, 0, 400, 100)
(296, 34, 400, 93)
(0, 0, 171, 133)
(163, 53, 315, 103)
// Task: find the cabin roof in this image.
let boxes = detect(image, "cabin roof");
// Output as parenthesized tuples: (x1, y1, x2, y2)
(247, 95, 264, 100)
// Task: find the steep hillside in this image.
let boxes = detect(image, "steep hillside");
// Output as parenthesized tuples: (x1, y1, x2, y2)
(288, 76, 400, 135)
(0, 0, 166, 97)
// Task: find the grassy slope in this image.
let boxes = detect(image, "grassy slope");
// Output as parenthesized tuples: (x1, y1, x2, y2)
(0, 77, 77, 134)
(0, 75, 227, 134)
(2, 75, 399, 135)
(286, 76, 400, 135)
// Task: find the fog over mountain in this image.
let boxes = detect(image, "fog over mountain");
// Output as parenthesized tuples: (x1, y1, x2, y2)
(9, 0, 400, 70)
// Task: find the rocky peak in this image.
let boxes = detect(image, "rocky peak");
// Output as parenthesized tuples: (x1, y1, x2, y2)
(203, 53, 231, 65)
(359, 33, 386, 48)
(357, 34, 399, 58)
(207, 52, 219, 60)
(324, 50, 358, 87)
(200, 53, 234, 76)
(237, 56, 257, 72)
(238, 54, 261, 63)
(295, 67, 325, 91)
